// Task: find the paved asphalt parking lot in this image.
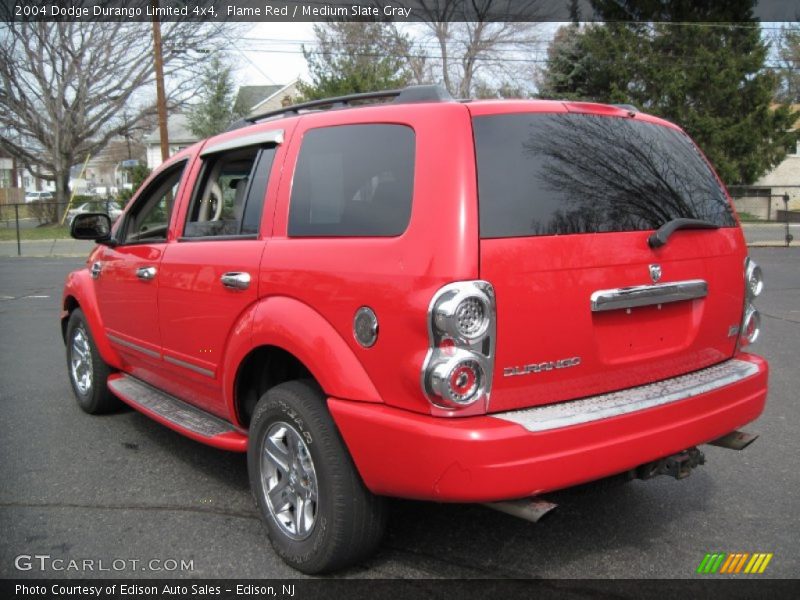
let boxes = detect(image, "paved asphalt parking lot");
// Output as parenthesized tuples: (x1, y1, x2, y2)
(0, 249, 798, 580)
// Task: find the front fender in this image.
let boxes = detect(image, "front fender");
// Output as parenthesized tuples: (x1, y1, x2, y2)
(222, 296, 381, 424)
(62, 268, 122, 369)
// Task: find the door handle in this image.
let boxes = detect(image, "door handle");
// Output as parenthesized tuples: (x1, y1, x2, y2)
(136, 266, 157, 281)
(91, 261, 102, 279)
(220, 272, 251, 290)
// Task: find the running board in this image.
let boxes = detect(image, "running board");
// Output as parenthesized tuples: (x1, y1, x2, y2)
(107, 374, 247, 452)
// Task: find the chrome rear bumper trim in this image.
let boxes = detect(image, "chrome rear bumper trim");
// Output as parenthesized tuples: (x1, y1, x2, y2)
(590, 279, 707, 312)
(492, 359, 760, 432)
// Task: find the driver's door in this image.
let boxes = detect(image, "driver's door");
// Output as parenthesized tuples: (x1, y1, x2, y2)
(94, 160, 188, 374)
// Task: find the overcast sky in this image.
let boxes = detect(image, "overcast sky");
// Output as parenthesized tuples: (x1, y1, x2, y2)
(231, 22, 316, 87)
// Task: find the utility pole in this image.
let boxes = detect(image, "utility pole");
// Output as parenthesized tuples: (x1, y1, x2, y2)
(151, 0, 169, 163)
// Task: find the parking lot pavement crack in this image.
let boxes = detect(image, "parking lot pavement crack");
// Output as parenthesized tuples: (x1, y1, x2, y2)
(381, 543, 538, 579)
(0, 500, 260, 520)
(761, 311, 800, 326)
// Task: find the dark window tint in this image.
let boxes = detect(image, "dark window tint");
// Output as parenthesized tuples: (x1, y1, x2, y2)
(473, 113, 736, 238)
(288, 124, 415, 237)
(242, 147, 276, 234)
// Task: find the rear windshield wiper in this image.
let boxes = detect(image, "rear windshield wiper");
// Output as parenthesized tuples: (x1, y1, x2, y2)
(648, 218, 719, 248)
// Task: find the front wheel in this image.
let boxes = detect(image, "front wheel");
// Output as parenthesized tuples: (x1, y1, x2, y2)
(65, 308, 119, 414)
(248, 380, 386, 574)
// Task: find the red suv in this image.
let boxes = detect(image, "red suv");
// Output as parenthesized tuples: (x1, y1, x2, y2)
(63, 85, 768, 573)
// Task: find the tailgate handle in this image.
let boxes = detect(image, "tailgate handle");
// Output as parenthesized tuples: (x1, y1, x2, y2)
(591, 279, 707, 312)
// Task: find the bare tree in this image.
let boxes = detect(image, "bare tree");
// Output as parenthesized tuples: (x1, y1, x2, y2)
(0, 15, 228, 205)
(409, 0, 546, 98)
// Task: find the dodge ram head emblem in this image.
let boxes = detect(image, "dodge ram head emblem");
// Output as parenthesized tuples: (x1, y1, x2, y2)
(649, 263, 662, 283)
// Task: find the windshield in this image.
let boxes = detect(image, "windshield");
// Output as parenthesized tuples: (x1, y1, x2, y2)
(473, 113, 736, 239)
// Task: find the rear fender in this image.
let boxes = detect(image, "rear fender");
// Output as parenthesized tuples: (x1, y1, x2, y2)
(222, 296, 381, 427)
(62, 269, 122, 368)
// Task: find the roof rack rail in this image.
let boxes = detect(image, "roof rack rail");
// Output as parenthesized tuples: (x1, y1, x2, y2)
(227, 85, 453, 131)
(613, 103, 639, 113)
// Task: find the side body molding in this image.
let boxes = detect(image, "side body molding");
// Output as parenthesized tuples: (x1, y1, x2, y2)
(61, 268, 123, 369)
(223, 296, 381, 426)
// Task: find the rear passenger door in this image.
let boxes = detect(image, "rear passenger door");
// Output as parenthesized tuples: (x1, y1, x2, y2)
(156, 130, 284, 417)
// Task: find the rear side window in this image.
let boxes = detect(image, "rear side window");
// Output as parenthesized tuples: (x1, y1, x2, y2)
(473, 113, 736, 239)
(288, 124, 415, 237)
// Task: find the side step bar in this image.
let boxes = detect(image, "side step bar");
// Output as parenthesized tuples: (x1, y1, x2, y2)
(107, 374, 247, 452)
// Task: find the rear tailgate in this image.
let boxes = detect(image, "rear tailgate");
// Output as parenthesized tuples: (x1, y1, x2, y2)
(470, 105, 746, 413)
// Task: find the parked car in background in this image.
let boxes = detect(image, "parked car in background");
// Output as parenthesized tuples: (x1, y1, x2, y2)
(62, 85, 768, 574)
(24, 191, 53, 203)
(66, 201, 123, 226)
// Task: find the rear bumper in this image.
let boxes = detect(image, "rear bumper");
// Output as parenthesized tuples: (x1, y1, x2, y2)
(328, 353, 768, 502)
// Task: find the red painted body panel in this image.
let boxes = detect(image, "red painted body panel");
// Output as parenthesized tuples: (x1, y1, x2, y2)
(62, 260, 122, 369)
(481, 228, 747, 412)
(156, 240, 266, 417)
(248, 296, 382, 403)
(330, 354, 767, 502)
(266, 103, 480, 415)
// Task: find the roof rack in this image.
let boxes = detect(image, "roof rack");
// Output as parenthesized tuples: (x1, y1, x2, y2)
(227, 85, 453, 131)
(613, 103, 639, 114)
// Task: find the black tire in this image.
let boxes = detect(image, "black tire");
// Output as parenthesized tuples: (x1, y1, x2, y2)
(65, 308, 120, 414)
(248, 380, 386, 574)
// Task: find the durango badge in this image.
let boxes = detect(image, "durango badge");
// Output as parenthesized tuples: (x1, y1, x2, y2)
(503, 357, 582, 377)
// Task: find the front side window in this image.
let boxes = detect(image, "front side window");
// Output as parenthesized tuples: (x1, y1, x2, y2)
(122, 161, 185, 244)
(288, 124, 415, 237)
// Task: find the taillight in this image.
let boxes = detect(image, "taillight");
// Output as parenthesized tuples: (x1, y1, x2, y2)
(422, 281, 495, 412)
(739, 257, 763, 348)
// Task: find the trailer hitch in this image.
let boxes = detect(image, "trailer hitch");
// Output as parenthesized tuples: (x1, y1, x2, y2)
(636, 447, 706, 480)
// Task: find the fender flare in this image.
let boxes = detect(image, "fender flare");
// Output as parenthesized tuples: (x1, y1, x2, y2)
(222, 296, 381, 425)
(62, 269, 122, 369)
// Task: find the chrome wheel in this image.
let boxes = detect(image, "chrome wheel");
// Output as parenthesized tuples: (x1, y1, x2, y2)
(70, 326, 93, 395)
(260, 421, 318, 540)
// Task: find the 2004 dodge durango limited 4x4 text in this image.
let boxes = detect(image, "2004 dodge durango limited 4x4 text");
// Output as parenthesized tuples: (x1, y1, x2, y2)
(63, 85, 768, 573)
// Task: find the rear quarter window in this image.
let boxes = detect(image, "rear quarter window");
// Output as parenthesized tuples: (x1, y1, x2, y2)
(473, 113, 736, 238)
(288, 124, 415, 237)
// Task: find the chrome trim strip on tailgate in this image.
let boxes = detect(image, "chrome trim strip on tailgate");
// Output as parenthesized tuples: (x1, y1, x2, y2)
(492, 359, 759, 432)
(590, 279, 707, 312)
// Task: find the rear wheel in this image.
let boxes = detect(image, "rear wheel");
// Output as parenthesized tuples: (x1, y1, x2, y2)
(66, 309, 119, 414)
(248, 380, 386, 574)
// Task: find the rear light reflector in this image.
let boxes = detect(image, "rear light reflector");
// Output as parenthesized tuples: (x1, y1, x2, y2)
(422, 281, 496, 413)
(739, 257, 763, 349)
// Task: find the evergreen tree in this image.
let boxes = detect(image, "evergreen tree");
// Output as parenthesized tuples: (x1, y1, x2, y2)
(776, 24, 800, 103)
(538, 1, 798, 185)
(187, 54, 244, 138)
(297, 22, 419, 101)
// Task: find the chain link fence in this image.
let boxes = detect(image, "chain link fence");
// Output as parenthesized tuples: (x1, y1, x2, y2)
(0, 199, 122, 257)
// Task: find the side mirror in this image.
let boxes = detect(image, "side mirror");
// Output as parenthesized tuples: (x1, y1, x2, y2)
(70, 212, 113, 243)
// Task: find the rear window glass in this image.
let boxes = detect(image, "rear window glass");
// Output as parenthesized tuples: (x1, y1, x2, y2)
(288, 124, 415, 237)
(473, 113, 735, 238)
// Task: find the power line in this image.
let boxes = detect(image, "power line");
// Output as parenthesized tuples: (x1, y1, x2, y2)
(234, 45, 800, 70)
